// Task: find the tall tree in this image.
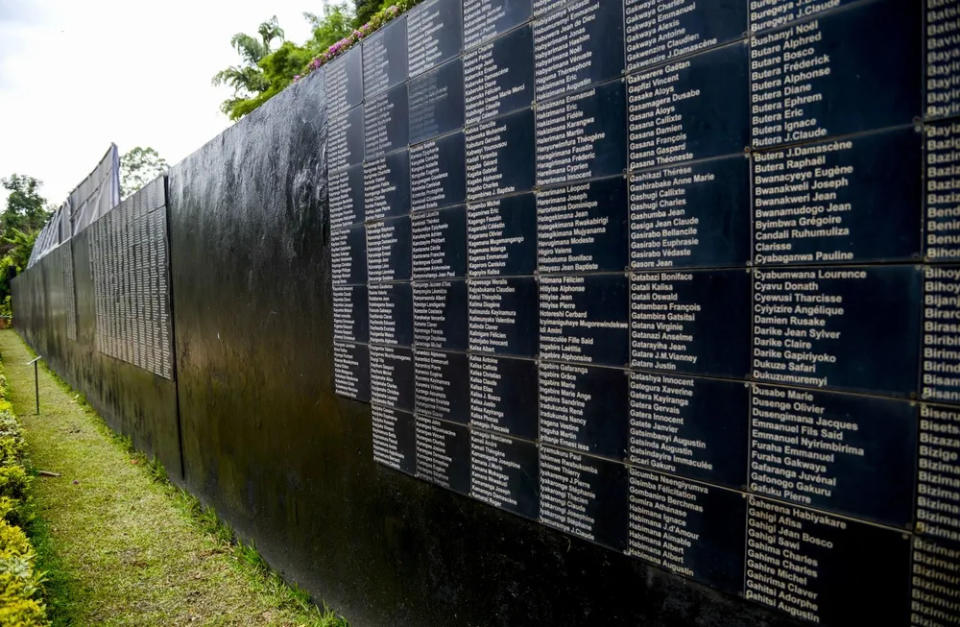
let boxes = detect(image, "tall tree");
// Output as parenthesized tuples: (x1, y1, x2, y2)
(214, 7, 354, 121)
(212, 16, 286, 119)
(0, 175, 50, 317)
(0, 175, 49, 235)
(120, 147, 168, 199)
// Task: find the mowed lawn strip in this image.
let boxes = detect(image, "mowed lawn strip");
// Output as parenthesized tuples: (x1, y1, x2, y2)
(0, 329, 342, 626)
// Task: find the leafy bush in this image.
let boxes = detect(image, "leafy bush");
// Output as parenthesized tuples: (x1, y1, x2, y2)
(0, 466, 28, 501)
(0, 364, 48, 625)
(218, 1, 425, 120)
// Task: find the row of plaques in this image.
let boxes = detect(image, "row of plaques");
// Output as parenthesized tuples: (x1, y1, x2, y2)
(328, 0, 955, 173)
(354, 395, 959, 626)
(336, 255, 960, 401)
(334, 123, 960, 266)
(337, 340, 959, 534)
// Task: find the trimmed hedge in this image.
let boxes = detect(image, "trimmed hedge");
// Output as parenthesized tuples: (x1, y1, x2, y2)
(0, 373, 49, 625)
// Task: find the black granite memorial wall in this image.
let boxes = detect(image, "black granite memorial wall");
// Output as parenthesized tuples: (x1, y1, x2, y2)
(13, 0, 960, 625)
(327, 0, 960, 625)
(13, 178, 181, 476)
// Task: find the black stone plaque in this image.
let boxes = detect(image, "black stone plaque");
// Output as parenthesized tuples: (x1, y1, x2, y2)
(911, 537, 960, 625)
(325, 47, 363, 116)
(745, 497, 911, 625)
(750, 384, 917, 527)
(463, 0, 532, 49)
(631, 155, 750, 269)
(370, 344, 415, 412)
(628, 469, 746, 594)
(364, 83, 409, 158)
(334, 284, 369, 343)
(539, 361, 629, 459)
(367, 216, 412, 283)
(368, 282, 414, 346)
(533, 0, 624, 101)
(624, 0, 747, 71)
(330, 105, 365, 169)
(540, 447, 628, 551)
(412, 204, 467, 279)
(922, 266, 960, 404)
(627, 44, 749, 170)
(331, 224, 367, 286)
(630, 372, 748, 488)
(410, 131, 466, 211)
(752, 266, 921, 395)
(416, 417, 471, 494)
(916, 404, 960, 542)
(364, 149, 411, 221)
(372, 404, 417, 474)
(407, 0, 462, 77)
(414, 349, 469, 424)
(409, 58, 465, 144)
(750, 1, 921, 148)
(927, 2, 960, 120)
(466, 107, 535, 200)
(334, 341, 370, 402)
(463, 24, 534, 126)
(363, 16, 408, 97)
(467, 192, 537, 277)
(330, 163, 365, 229)
(413, 279, 469, 350)
(470, 430, 539, 519)
(536, 81, 627, 186)
(540, 274, 630, 367)
(749, 0, 859, 33)
(926, 121, 960, 260)
(468, 276, 539, 357)
(538, 177, 628, 274)
(753, 128, 922, 266)
(469, 354, 538, 439)
(631, 269, 751, 378)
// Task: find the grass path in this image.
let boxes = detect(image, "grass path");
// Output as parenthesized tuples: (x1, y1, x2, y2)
(0, 330, 342, 626)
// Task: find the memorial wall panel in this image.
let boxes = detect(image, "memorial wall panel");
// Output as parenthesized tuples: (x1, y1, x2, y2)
(463, 0, 532, 49)
(326, 1, 960, 624)
(88, 183, 173, 379)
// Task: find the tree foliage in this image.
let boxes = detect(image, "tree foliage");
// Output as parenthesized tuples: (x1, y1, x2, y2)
(0, 176, 51, 318)
(214, 6, 355, 121)
(213, 2, 422, 121)
(212, 16, 286, 120)
(120, 147, 168, 200)
(0, 175, 48, 236)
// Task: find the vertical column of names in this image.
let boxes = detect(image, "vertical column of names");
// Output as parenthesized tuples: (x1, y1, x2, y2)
(746, 1, 923, 622)
(363, 18, 416, 474)
(407, 0, 471, 495)
(622, 0, 751, 590)
(534, 0, 629, 548)
(328, 49, 372, 406)
(463, 0, 539, 520)
(916, 5, 960, 620)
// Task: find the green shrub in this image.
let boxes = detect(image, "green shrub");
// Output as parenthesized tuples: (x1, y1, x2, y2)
(0, 519, 31, 558)
(0, 466, 28, 500)
(0, 363, 48, 625)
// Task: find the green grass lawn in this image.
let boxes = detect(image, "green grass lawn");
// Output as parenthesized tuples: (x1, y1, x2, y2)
(0, 330, 345, 626)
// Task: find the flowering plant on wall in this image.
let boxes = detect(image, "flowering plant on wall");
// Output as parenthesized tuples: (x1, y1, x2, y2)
(295, 1, 419, 82)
